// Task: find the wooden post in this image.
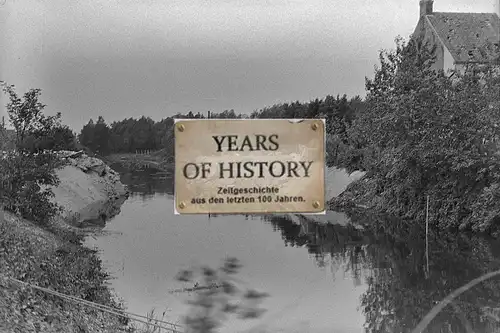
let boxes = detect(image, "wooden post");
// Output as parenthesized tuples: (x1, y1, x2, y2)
(425, 195, 430, 278)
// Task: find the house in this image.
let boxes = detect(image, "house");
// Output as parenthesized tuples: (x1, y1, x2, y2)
(413, 0, 500, 74)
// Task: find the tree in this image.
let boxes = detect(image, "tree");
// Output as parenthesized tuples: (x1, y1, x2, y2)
(0, 82, 62, 224)
(79, 117, 111, 155)
(0, 83, 63, 152)
(22, 125, 78, 152)
(340, 35, 500, 233)
(93, 116, 111, 155)
(79, 119, 95, 151)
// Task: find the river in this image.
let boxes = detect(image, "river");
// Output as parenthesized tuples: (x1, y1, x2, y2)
(85, 166, 500, 333)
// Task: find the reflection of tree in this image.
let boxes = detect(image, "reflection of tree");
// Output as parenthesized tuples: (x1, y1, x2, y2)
(358, 214, 500, 333)
(263, 213, 500, 333)
(115, 167, 174, 196)
(262, 215, 370, 284)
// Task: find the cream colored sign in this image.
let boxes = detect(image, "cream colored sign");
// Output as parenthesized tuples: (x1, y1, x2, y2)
(174, 119, 325, 214)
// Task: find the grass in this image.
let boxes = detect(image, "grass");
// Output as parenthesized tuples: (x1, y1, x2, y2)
(0, 209, 129, 332)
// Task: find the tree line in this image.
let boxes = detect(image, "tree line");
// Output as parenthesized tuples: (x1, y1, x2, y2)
(77, 97, 363, 159)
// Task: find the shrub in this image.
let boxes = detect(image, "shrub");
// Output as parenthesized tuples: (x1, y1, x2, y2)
(0, 82, 64, 224)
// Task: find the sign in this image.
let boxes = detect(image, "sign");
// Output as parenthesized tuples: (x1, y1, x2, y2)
(174, 119, 325, 214)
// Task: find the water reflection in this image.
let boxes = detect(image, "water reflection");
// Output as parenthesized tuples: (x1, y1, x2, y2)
(264, 212, 500, 333)
(107, 168, 500, 332)
(112, 164, 174, 197)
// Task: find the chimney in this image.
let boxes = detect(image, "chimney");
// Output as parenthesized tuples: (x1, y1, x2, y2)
(419, 0, 434, 17)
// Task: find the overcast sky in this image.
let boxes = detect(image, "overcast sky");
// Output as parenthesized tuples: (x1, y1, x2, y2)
(0, 0, 498, 130)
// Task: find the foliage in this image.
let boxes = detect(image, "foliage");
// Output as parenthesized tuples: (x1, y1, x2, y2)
(24, 125, 78, 152)
(175, 257, 269, 333)
(0, 83, 77, 153)
(358, 217, 500, 333)
(79, 116, 112, 155)
(0, 151, 62, 223)
(0, 215, 127, 332)
(333, 36, 500, 233)
(0, 82, 64, 224)
(0, 128, 15, 151)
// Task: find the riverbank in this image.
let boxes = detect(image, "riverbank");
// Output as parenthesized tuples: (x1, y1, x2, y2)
(328, 171, 500, 238)
(49, 151, 129, 227)
(0, 151, 132, 332)
(328, 174, 375, 211)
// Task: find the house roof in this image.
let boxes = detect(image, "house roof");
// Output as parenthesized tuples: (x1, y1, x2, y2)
(425, 12, 500, 63)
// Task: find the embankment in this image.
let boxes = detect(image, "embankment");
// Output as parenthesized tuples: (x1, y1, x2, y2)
(0, 151, 131, 333)
(328, 173, 374, 211)
(268, 167, 366, 229)
(49, 151, 130, 227)
(328, 170, 500, 237)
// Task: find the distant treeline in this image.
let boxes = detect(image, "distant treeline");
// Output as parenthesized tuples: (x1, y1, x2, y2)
(77, 95, 365, 158)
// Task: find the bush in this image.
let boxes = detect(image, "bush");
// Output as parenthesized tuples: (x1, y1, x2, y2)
(0, 151, 64, 224)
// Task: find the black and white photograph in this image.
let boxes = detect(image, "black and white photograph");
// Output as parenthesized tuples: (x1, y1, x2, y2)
(1, 0, 500, 332)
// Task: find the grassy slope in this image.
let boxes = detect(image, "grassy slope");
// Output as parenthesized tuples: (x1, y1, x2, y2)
(0, 210, 130, 333)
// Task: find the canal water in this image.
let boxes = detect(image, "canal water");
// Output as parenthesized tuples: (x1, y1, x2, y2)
(85, 166, 500, 333)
